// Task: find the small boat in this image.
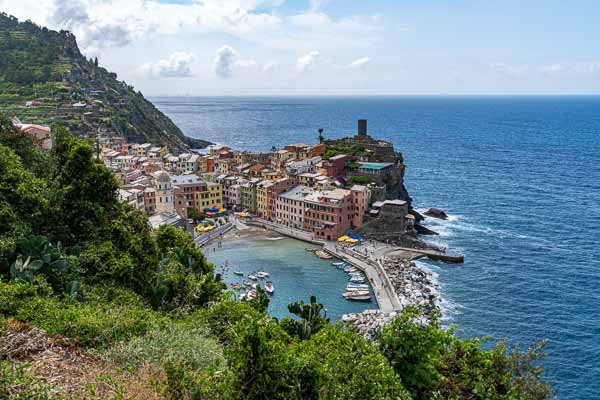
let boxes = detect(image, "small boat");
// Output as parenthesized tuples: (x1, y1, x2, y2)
(233, 271, 244, 276)
(346, 285, 369, 291)
(265, 281, 274, 295)
(349, 276, 366, 283)
(305, 247, 318, 252)
(343, 290, 370, 296)
(256, 271, 270, 278)
(243, 280, 253, 287)
(332, 262, 345, 266)
(347, 282, 369, 288)
(344, 266, 358, 273)
(348, 273, 365, 279)
(343, 293, 372, 302)
(315, 250, 333, 260)
(230, 283, 241, 290)
(248, 274, 258, 281)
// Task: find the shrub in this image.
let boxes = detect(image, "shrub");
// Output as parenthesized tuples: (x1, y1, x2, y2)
(103, 323, 224, 371)
(0, 280, 165, 347)
(292, 325, 410, 400)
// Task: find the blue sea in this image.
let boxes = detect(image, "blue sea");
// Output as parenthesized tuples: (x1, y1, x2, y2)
(204, 236, 376, 321)
(153, 96, 600, 399)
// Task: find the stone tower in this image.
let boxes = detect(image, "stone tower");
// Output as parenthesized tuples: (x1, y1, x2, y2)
(153, 170, 175, 214)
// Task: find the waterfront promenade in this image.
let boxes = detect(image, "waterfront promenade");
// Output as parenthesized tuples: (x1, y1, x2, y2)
(242, 217, 401, 312)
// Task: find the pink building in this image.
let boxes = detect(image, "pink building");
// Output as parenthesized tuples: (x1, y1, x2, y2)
(322, 154, 350, 177)
(350, 184, 370, 228)
(266, 178, 296, 220)
(275, 186, 314, 229)
(12, 118, 52, 151)
(304, 189, 354, 240)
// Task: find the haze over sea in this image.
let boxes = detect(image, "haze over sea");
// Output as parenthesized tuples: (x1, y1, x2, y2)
(153, 96, 600, 399)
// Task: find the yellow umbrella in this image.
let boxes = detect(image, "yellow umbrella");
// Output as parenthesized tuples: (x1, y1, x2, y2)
(338, 235, 349, 242)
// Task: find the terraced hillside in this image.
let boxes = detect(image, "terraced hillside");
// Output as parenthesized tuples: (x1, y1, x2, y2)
(0, 13, 210, 150)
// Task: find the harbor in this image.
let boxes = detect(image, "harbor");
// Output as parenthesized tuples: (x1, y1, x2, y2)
(205, 227, 377, 320)
(203, 216, 441, 331)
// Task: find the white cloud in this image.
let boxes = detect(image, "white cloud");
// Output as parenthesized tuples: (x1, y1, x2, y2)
(141, 52, 195, 78)
(297, 51, 321, 73)
(340, 57, 372, 69)
(213, 45, 237, 78)
(263, 60, 280, 73)
(212, 45, 257, 78)
(588, 62, 600, 74)
(540, 63, 567, 75)
(489, 62, 529, 79)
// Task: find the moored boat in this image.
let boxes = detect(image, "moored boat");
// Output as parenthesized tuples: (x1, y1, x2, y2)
(343, 293, 372, 302)
(315, 251, 333, 260)
(332, 262, 345, 266)
(265, 281, 274, 295)
(257, 271, 270, 278)
(233, 271, 244, 276)
(248, 274, 258, 281)
(349, 276, 366, 283)
(345, 285, 369, 291)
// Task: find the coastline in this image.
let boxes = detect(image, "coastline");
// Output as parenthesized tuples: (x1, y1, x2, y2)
(207, 217, 440, 337)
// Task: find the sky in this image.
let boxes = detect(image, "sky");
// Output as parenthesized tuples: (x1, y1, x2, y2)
(2, 0, 600, 95)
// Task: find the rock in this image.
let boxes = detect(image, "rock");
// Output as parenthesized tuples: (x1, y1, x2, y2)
(424, 207, 448, 220)
(414, 223, 439, 236)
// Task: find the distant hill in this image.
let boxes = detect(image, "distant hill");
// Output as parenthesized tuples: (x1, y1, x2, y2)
(0, 13, 210, 150)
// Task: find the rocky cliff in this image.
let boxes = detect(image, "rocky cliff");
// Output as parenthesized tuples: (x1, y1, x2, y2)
(0, 13, 210, 150)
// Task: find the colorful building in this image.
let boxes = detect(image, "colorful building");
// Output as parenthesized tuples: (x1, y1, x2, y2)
(304, 188, 354, 240)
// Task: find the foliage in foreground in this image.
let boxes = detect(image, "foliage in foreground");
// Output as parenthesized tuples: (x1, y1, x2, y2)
(0, 116, 552, 399)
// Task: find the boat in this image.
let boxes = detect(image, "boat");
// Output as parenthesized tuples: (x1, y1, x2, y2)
(233, 271, 244, 276)
(343, 293, 372, 302)
(248, 274, 258, 281)
(346, 285, 369, 291)
(230, 283, 241, 290)
(332, 262, 345, 266)
(344, 266, 359, 273)
(243, 280, 253, 287)
(348, 273, 365, 279)
(265, 281, 274, 295)
(343, 290, 370, 296)
(305, 247, 318, 252)
(349, 276, 366, 283)
(256, 271, 270, 278)
(315, 250, 333, 259)
(347, 282, 369, 288)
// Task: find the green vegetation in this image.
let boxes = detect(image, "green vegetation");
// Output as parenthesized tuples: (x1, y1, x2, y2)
(0, 115, 552, 399)
(0, 13, 209, 149)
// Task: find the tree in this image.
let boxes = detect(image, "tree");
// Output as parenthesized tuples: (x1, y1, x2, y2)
(281, 295, 329, 340)
(318, 128, 324, 144)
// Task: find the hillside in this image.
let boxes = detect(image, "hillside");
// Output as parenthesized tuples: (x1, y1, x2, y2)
(0, 13, 210, 150)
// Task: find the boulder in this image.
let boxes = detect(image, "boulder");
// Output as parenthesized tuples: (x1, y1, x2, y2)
(424, 207, 448, 220)
(414, 224, 439, 236)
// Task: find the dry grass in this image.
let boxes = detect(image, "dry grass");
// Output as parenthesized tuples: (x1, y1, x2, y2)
(1, 319, 167, 399)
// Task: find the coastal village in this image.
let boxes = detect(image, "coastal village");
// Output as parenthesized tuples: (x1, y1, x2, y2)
(12, 115, 453, 334)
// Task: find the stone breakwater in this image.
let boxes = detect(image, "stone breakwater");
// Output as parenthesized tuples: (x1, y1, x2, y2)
(382, 257, 439, 317)
(343, 258, 439, 339)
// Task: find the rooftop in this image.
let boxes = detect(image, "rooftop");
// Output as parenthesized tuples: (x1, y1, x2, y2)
(356, 162, 394, 170)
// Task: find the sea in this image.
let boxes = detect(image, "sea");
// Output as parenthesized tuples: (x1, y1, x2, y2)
(152, 96, 600, 399)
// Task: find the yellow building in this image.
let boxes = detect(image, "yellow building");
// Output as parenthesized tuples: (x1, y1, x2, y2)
(256, 180, 272, 217)
(194, 182, 223, 210)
